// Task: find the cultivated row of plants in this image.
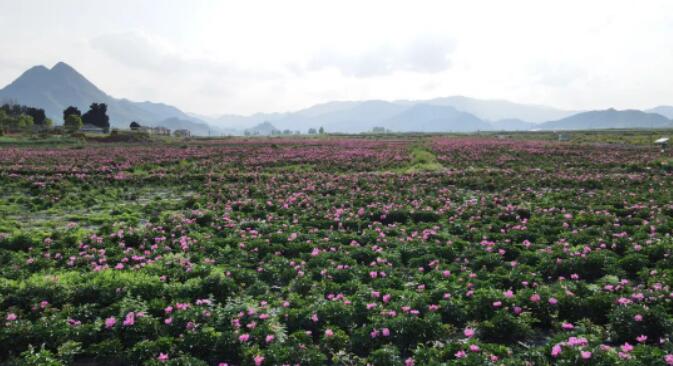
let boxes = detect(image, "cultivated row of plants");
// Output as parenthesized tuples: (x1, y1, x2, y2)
(1, 137, 673, 365)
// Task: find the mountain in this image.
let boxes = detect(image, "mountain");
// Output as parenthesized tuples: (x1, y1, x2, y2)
(155, 118, 212, 136)
(538, 108, 673, 130)
(0, 62, 210, 134)
(245, 121, 278, 135)
(403, 96, 577, 123)
(491, 118, 538, 131)
(381, 104, 491, 132)
(647, 106, 673, 119)
(206, 97, 577, 133)
(274, 100, 408, 133)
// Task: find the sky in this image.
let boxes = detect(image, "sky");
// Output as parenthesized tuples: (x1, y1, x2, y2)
(1, 0, 673, 115)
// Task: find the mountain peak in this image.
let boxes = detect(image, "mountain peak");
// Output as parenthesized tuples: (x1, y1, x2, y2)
(51, 61, 76, 72)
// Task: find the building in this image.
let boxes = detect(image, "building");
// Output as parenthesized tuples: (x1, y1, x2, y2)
(150, 126, 171, 136)
(174, 129, 191, 138)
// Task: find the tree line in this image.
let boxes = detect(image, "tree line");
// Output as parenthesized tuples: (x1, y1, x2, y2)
(0, 102, 110, 134)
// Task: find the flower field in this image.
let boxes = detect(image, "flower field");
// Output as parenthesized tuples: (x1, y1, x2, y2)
(2, 136, 673, 365)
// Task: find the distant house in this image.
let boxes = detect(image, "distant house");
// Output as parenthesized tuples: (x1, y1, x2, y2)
(174, 129, 191, 138)
(81, 124, 105, 134)
(135, 125, 171, 135)
(150, 126, 171, 136)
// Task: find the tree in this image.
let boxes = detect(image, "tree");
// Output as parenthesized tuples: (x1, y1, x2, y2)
(63, 106, 81, 122)
(319, 126, 325, 134)
(82, 103, 110, 132)
(26, 107, 46, 126)
(17, 114, 34, 131)
(308, 128, 317, 135)
(129, 121, 141, 130)
(64, 114, 83, 132)
(0, 110, 7, 134)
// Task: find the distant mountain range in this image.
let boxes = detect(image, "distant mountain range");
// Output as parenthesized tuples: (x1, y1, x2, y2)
(205, 100, 672, 134)
(1, 62, 672, 134)
(0, 62, 211, 134)
(538, 108, 673, 130)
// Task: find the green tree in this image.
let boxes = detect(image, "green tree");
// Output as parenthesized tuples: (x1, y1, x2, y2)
(319, 126, 325, 134)
(0, 110, 7, 135)
(63, 106, 81, 122)
(82, 103, 110, 132)
(64, 114, 83, 132)
(17, 114, 34, 131)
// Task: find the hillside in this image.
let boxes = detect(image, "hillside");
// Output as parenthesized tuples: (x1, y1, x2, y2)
(538, 108, 672, 130)
(0, 62, 210, 134)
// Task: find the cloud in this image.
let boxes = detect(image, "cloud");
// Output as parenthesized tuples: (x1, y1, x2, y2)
(307, 35, 455, 78)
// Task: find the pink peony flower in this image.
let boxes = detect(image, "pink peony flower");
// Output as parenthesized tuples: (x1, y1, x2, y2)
(254, 355, 264, 366)
(561, 322, 574, 330)
(239, 333, 250, 342)
(665, 354, 673, 365)
(104, 316, 116, 328)
(464, 327, 475, 338)
(158, 353, 169, 362)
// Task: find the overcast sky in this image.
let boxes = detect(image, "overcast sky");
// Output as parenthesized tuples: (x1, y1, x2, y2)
(1, 0, 673, 115)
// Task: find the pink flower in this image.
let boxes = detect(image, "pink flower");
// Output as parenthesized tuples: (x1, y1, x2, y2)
(634, 314, 643, 322)
(455, 350, 467, 358)
(529, 294, 541, 303)
(6, 313, 17, 321)
(325, 328, 334, 337)
(158, 353, 169, 362)
(381, 328, 390, 337)
(442, 270, 451, 278)
(664, 354, 673, 365)
(164, 317, 173, 325)
(253, 355, 264, 366)
(464, 327, 475, 338)
(492, 301, 502, 308)
(469, 344, 480, 352)
(548, 297, 558, 305)
(369, 271, 378, 279)
(104, 316, 116, 328)
(636, 335, 648, 343)
(503, 290, 514, 298)
(382, 294, 392, 303)
(561, 322, 574, 330)
(621, 342, 634, 353)
(551, 344, 562, 358)
(123, 312, 135, 326)
(265, 334, 275, 343)
(581, 351, 592, 360)
(239, 333, 250, 342)
(164, 306, 173, 314)
(405, 357, 415, 366)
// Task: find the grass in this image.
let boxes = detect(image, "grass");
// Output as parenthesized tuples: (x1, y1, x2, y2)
(399, 144, 444, 173)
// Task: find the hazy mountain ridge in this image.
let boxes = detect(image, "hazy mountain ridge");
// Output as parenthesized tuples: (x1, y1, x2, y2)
(539, 108, 673, 130)
(0, 62, 211, 134)
(2, 62, 672, 134)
